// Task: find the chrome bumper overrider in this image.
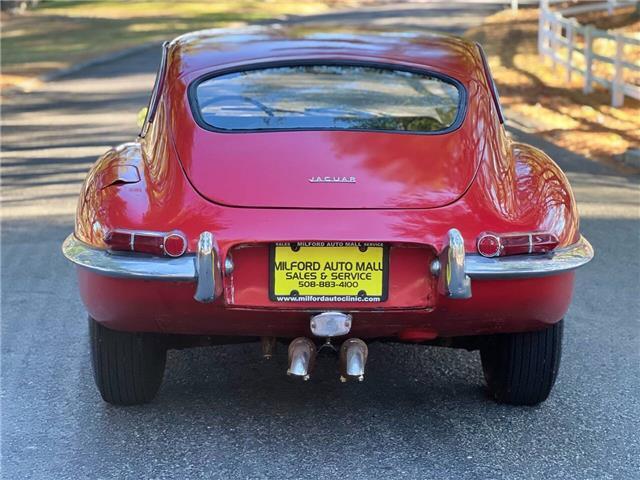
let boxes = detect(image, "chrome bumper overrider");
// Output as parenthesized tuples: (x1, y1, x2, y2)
(62, 232, 593, 300)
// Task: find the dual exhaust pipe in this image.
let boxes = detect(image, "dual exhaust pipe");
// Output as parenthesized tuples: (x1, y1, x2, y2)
(286, 336, 368, 382)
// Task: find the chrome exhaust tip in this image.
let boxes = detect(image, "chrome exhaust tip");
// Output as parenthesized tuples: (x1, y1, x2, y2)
(339, 338, 368, 383)
(286, 337, 316, 381)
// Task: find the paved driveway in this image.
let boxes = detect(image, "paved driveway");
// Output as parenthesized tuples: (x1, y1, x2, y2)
(2, 2, 639, 479)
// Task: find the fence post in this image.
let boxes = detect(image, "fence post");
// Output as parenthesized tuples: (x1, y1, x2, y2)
(583, 25, 594, 94)
(611, 34, 624, 106)
(538, 0, 550, 58)
(566, 22, 574, 83)
(551, 18, 562, 70)
(538, 5, 545, 56)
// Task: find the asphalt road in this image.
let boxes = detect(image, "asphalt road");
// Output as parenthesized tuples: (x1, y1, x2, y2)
(2, 2, 639, 479)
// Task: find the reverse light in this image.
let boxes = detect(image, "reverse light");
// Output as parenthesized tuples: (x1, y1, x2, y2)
(104, 230, 187, 257)
(477, 232, 559, 258)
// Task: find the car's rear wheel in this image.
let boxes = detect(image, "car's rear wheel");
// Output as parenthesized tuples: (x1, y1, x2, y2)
(480, 320, 563, 406)
(89, 317, 167, 405)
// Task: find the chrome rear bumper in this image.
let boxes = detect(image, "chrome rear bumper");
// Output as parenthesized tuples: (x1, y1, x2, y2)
(62, 233, 593, 298)
(62, 234, 197, 281)
(466, 235, 593, 278)
(434, 229, 593, 298)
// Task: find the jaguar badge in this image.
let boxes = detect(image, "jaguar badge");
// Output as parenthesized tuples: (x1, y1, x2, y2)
(308, 176, 356, 183)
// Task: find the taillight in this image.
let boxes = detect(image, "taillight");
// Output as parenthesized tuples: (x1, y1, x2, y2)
(477, 232, 559, 258)
(163, 233, 187, 257)
(104, 230, 187, 257)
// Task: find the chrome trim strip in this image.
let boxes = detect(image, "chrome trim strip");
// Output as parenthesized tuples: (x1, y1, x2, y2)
(139, 41, 169, 138)
(61, 234, 196, 281)
(465, 235, 594, 278)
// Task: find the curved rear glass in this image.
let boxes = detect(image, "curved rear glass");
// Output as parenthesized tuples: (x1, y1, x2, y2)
(192, 64, 463, 133)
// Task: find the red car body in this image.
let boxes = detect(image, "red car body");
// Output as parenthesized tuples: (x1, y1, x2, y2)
(63, 27, 593, 405)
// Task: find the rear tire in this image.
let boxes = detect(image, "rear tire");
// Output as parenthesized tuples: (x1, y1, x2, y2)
(480, 320, 563, 406)
(89, 317, 166, 405)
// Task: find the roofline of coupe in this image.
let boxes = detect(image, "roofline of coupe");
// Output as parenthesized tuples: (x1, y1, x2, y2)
(166, 26, 481, 80)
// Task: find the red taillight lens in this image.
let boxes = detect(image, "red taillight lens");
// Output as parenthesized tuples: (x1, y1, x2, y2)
(104, 230, 187, 257)
(132, 234, 165, 255)
(163, 233, 187, 257)
(477, 233, 501, 257)
(477, 232, 559, 258)
(103, 230, 132, 251)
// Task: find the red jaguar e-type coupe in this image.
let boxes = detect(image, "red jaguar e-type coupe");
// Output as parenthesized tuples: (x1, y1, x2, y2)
(63, 27, 593, 406)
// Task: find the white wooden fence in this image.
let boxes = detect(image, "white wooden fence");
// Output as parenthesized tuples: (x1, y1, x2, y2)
(537, 0, 640, 106)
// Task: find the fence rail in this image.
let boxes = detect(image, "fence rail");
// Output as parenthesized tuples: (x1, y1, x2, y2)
(537, 0, 640, 106)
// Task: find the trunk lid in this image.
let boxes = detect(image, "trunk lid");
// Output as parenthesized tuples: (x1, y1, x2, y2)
(174, 130, 479, 209)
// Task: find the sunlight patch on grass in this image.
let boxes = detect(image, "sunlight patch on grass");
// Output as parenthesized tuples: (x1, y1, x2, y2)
(552, 130, 630, 161)
(512, 104, 581, 130)
(0, 74, 43, 91)
(125, 22, 175, 33)
(34, 1, 333, 19)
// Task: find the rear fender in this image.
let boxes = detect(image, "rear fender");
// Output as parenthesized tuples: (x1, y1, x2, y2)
(75, 143, 146, 247)
(469, 138, 579, 248)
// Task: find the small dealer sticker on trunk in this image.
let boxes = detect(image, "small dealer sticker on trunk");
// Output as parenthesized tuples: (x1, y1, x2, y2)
(269, 242, 388, 302)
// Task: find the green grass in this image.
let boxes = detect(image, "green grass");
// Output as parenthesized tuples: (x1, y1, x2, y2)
(1, 0, 337, 85)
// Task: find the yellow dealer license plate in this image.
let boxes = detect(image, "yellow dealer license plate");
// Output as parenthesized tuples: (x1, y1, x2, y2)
(270, 242, 388, 302)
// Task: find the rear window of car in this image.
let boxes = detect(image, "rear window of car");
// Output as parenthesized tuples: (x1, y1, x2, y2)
(191, 64, 464, 133)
